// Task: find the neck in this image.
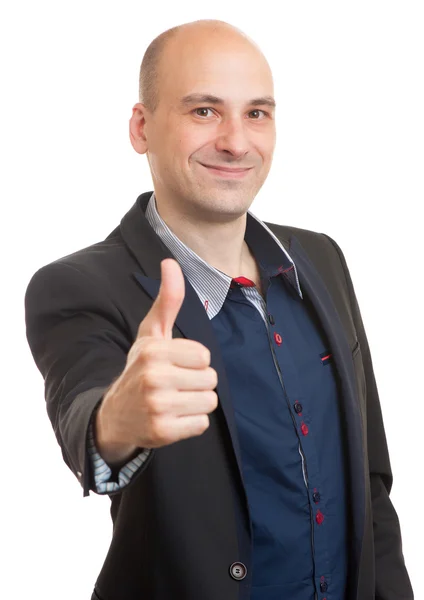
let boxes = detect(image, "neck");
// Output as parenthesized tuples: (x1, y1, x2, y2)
(154, 194, 255, 279)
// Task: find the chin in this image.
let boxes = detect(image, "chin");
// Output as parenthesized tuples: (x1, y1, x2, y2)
(197, 195, 254, 220)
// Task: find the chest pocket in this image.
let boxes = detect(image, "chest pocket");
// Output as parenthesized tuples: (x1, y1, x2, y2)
(320, 349, 334, 366)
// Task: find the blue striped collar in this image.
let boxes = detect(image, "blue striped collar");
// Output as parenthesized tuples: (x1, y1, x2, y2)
(145, 192, 302, 319)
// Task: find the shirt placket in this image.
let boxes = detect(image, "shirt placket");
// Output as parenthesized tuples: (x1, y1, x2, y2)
(266, 290, 332, 600)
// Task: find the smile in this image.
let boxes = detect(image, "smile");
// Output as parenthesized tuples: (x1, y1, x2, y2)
(199, 163, 253, 179)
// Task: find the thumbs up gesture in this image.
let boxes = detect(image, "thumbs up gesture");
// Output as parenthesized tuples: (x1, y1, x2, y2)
(95, 259, 219, 466)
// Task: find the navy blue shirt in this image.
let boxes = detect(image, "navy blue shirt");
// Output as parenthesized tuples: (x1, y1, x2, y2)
(211, 230, 349, 599)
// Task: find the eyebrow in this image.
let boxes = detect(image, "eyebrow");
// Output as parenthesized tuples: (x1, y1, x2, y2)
(179, 93, 276, 109)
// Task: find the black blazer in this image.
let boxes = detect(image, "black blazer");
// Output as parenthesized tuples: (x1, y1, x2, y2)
(25, 192, 413, 600)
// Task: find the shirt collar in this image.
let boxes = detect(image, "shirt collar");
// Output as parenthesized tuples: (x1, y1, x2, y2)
(144, 192, 302, 319)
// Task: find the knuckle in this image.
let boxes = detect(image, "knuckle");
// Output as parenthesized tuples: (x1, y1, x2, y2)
(208, 367, 218, 388)
(146, 391, 168, 415)
(198, 414, 210, 432)
(137, 339, 159, 364)
(200, 346, 211, 365)
(139, 367, 158, 391)
(150, 418, 172, 445)
(208, 390, 218, 410)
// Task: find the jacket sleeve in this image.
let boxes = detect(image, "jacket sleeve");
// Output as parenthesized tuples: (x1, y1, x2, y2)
(324, 234, 414, 600)
(87, 412, 152, 494)
(25, 260, 154, 497)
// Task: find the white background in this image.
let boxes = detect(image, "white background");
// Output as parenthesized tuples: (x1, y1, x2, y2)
(1, 1, 422, 598)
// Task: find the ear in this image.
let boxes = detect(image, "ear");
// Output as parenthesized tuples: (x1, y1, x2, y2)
(129, 103, 149, 155)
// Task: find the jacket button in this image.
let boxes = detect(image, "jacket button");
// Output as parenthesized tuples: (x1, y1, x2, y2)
(312, 491, 321, 503)
(268, 314, 275, 325)
(320, 581, 328, 592)
(229, 562, 247, 580)
(294, 402, 303, 414)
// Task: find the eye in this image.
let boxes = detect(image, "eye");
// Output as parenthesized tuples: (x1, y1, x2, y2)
(194, 107, 214, 118)
(248, 109, 267, 119)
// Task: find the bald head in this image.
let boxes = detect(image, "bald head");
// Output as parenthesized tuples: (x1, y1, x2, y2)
(130, 19, 276, 222)
(139, 20, 271, 113)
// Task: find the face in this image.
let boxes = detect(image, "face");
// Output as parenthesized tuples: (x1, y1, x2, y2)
(130, 28, 276, 223)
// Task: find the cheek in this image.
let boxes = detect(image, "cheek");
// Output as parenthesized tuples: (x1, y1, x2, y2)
(259, 136, 276, 165)
(176, 124, 214, 159)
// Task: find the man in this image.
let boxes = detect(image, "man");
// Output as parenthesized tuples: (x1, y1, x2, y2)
(25, 19, 413, 600)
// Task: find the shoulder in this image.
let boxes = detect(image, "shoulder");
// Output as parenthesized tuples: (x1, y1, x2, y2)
(46, 226, 129, 274)
(25, 226, 137, 298)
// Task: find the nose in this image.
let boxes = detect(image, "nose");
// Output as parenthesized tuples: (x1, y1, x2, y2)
(215, 117, 250, 159)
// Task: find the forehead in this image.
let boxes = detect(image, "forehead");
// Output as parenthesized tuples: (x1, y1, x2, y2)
(159, 34, 274, 104)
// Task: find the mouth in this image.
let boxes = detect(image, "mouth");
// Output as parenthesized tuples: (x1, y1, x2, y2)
(198, 162, 253, 179)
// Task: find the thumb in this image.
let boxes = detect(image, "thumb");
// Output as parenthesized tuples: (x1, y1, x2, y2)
(138, 258, 185, 340)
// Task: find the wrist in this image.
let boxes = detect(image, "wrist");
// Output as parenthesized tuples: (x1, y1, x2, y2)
(94, 400, 138, 467)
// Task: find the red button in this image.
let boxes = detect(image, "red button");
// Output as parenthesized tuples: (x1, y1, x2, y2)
(316, 510, 325, 525)
(301, 422, 309, 436)
(231, 276, 255, 287)
(274, 332, 282, 345)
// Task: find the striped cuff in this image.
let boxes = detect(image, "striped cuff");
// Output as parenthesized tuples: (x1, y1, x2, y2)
(87, 419, 151, 494)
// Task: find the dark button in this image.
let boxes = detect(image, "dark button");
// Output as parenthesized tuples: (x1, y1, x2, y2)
(294, 402, 303, 414)
(320, 581, 328, 593)
(268, 314, 275, 325)
(229, 562, 247, 580)
(312, 491, 321, 503)
(274, 332, 282, 345)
